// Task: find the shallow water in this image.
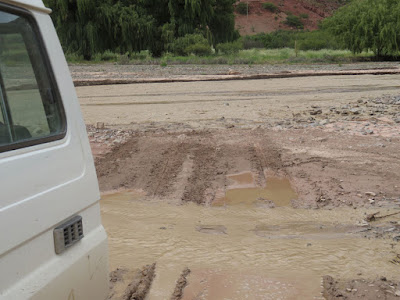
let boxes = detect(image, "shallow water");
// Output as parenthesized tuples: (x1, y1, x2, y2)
(214, 172, 298, 207)
(101, 190, 400, 299)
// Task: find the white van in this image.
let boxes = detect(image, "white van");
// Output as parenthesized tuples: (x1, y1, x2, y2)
(0, 1, 109, 299)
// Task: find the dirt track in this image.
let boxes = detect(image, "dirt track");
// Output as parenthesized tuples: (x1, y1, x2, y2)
(79, 71, 400, 299)
(80, 74, 400, 209)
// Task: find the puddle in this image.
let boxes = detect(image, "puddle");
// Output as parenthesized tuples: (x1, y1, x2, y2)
(213, 172, 298, 207)
(101, 191, 400, 300)
(227, 171, 254, 185)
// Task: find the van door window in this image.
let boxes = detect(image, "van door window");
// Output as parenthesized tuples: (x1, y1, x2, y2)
(0, 8, 65, 151)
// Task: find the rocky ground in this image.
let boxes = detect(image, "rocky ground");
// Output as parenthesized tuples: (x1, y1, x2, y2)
(70, 62, 400, 82)
(323, 275, 400, 300)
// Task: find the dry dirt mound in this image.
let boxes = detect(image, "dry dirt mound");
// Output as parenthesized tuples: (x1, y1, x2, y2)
(235, 0, 345, 35)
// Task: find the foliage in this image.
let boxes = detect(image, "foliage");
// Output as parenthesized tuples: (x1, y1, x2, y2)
(100, 50, 119, 61)
(323, 0, 400, 56)
(284, 14, 304, 29)
(171, 33, 211, 56)
(186, 43, 212, 56)
(242, 36, 265, 49)
(44, 0, 238, 59)
(262, 2, 278, 12)
(299, 13, 309, 19)
(297, 31, 341, 51)
(236, 2, 248, 15)
(209, 0, 240, 46)
(216, 40, 243, 54)
(243, 30, 341, 50)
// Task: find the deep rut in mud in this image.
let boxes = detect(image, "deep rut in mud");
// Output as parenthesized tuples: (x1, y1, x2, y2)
(96, 128, 400, 209)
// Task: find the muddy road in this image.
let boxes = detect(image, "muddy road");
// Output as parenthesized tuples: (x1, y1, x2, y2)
(77, 74, 400, 127)
(78, 74, 400, 299)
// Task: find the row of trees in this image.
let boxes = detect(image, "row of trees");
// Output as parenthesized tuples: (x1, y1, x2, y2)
(44, 0, 238, 59)
(45, 0, 400, 59)
(323, 0, 400, 56)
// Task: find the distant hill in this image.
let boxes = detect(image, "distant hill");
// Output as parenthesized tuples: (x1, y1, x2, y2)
(235, 0, 347, 35)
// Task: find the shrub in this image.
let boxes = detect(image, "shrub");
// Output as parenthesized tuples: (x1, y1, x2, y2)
(284, 14, 304, 29)
(300, 13, 309, 19)
(216, 40, 243, 54)
(101, 50, 118, 61)
(185, 43, 212, 56)
(242, 30, 341, 50)
(262, 2, 278, 12)
(171, 34, 211, 56)
(242, 36, 265, 49)
(298, 30, 341, 51)
(131, 50, 152, 60)
(236, 2, 248, 15)
(118, 54, 130, 65)
(65, 52, 84, 63)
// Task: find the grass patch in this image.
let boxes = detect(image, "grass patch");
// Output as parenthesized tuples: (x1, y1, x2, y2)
(262, 2, 279, 12)
(66, 49, 376, 65)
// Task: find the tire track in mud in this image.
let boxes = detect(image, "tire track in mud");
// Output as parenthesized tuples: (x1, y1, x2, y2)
(96, 129, 400, 208)
(97, 131, 294, 205)
(96, 135, 190, 195)
(181, 143, 221, 205)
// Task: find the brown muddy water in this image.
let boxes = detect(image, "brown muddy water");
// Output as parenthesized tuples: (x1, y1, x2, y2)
(213, 172, 298, 207)
(101, 186, 400, 299)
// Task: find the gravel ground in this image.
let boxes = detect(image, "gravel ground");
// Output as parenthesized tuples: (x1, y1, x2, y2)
(70, 62, 400, 80)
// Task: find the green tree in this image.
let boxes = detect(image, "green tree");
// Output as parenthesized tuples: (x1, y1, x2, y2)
(210, 0, 239, 46)
(44, 0, 156, 59)
(323, 0, 400, 56)
(44, 0, 238, 58)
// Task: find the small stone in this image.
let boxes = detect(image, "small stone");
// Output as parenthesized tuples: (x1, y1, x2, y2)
(224, 103, 229, 106)
(365, 192, 377, 197)
(357, 220, 370, 227)
(369, 199, 375, 204)
(350, 108, 361, 115)
(96, 122, 105, 129)
(357, 194, 362, 197)
(310, 109, 322, 115)
(320, 119, 329, 125)
(395, 290, 400, 297)
(393, 235, 400, 242)
(380, 276, 387, 281)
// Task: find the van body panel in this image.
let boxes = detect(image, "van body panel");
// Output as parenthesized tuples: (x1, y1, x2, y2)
(0, 2, 109, 299)
(1, 226, 109, 300)
(0, 0, 50, 13)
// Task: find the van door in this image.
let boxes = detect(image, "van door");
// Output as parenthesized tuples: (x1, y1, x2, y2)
(0, 3, 108, 299)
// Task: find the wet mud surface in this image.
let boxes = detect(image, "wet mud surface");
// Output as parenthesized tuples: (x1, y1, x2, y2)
(95, 128, 400, 210)
(101, 191, 400, 299)
(84, 73, 400, 299)
(108, 263, 156, 300)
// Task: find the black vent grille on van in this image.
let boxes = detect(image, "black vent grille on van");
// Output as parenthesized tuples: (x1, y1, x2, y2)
(53, 215, 84, 254)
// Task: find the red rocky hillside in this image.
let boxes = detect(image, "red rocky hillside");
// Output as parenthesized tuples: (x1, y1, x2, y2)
(235, 0, 346, 35)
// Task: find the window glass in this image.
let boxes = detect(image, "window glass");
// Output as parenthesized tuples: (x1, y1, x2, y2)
(0, 9, 65, 150)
